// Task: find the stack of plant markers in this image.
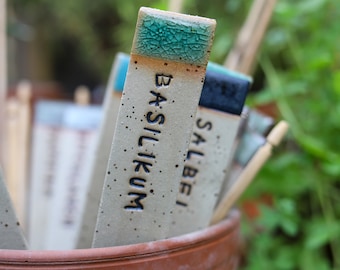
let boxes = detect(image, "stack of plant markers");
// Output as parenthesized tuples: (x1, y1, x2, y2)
(0, 6, 288, 250)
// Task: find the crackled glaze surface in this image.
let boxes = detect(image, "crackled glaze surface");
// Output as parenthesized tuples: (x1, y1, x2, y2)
(133, 7, 215, 65)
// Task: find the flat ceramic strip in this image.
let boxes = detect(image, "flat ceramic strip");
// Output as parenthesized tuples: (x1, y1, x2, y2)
(169, 108, 240, 237)
(77, 53, 129, 249)
(101, 54, 251, 92)
(45, 106, 101, 250)
(247, 108, 274, 135)
(216, 130, 266, 207)
(169, 69, 250, 237)
(0, 168, 27, 250)
(77, 59, 248, 247)
(28, 101, 72, 250)
(199, 70, 250, 115)
(93, 7, 215, 248)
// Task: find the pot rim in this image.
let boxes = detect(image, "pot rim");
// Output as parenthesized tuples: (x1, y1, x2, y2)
(0, 210, 240, 267)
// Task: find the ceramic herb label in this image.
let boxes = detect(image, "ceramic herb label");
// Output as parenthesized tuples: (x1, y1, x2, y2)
(92, 7, 216, 247)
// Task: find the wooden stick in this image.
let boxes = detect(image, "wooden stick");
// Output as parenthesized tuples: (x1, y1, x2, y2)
(3, 98, 20, 224)
(224, 0, 277, 75)
(74, 85, 90, 105)
(168, 0, 184, 13)
(210, 120, 288, 225)
(0, 0, 6, 167)
(15, 80, 32, 231)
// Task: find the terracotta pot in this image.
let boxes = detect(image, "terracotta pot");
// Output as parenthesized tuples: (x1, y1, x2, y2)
(0, 210, 240, 270)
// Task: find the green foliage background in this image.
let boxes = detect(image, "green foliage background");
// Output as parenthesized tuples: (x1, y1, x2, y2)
(8, 0, 340, 269)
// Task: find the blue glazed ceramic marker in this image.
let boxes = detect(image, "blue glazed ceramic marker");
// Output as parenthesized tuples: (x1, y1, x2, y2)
(0, 167, 27, 249)
(169, 68, 250, 237)
(76, 52, 129, 248)
(247, 108, 274, 135)
(92, 7, 216, 247)
(45, 105, 102, 250)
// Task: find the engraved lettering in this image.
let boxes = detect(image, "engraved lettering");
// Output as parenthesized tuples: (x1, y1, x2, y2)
(177, 117, 213, 208)
(124, 192, 147, 210)
(138, 135, 159, 146)
(146, 111, 165, 125)
(196, 118, 212, 130)
(176, 200, 188, 207)
(155, 73, 173, 87)
(138, 152, 156, 159)
(125, 72, 172, 211)
(129, 177, 146, 188)
(179, 182, 192, 196)
(191, 132, 206, 145)
(133, 159, 153, 173)
(187, 150, 204, 160)
(149, 90, 167, 107)
(182, 166, 198, 178)
(144, 127, 161, 134)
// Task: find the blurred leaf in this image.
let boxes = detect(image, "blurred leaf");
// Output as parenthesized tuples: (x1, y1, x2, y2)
(305, 219, 340, 249)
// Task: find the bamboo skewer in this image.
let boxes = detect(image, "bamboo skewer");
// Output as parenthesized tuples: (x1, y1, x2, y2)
(74, 85, 90, 105)
(0, 0, 7, 167)
(168, 0, 184, 13)
(15, 80, 32, 231)
(3, 98, 20, 221)
(224, 0, 277, 75)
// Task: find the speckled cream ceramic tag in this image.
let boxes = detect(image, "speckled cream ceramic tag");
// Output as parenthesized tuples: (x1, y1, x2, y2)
(28, 100, 72, 250)
(92, 7, 215, 247)
(169, 67, 250, 237)
(44, 105, 102, 250)
(76, 53, 129, 248)
(0, 167, 27, 249)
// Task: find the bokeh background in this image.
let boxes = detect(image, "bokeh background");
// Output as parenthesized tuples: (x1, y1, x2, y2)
(6, 0, 340, 269)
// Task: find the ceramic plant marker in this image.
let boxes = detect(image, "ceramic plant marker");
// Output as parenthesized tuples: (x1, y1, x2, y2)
(0, 167, 28, 249)
(247, 108, 274, 135)
(92, 7, 216, 247)
(216, 109, 274, 206)
(169, 67, 250, 237)
(216, 129, 266, 207)
(45, 105, 101, 250)
(77, 53, 129, 248)
(78, 57, 251, 247)
(28, 100, 72, 249)
(211, 121, 289, 225)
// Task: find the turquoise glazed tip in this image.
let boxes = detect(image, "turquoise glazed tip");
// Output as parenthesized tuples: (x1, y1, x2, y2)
(133, 7, 216, 65)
